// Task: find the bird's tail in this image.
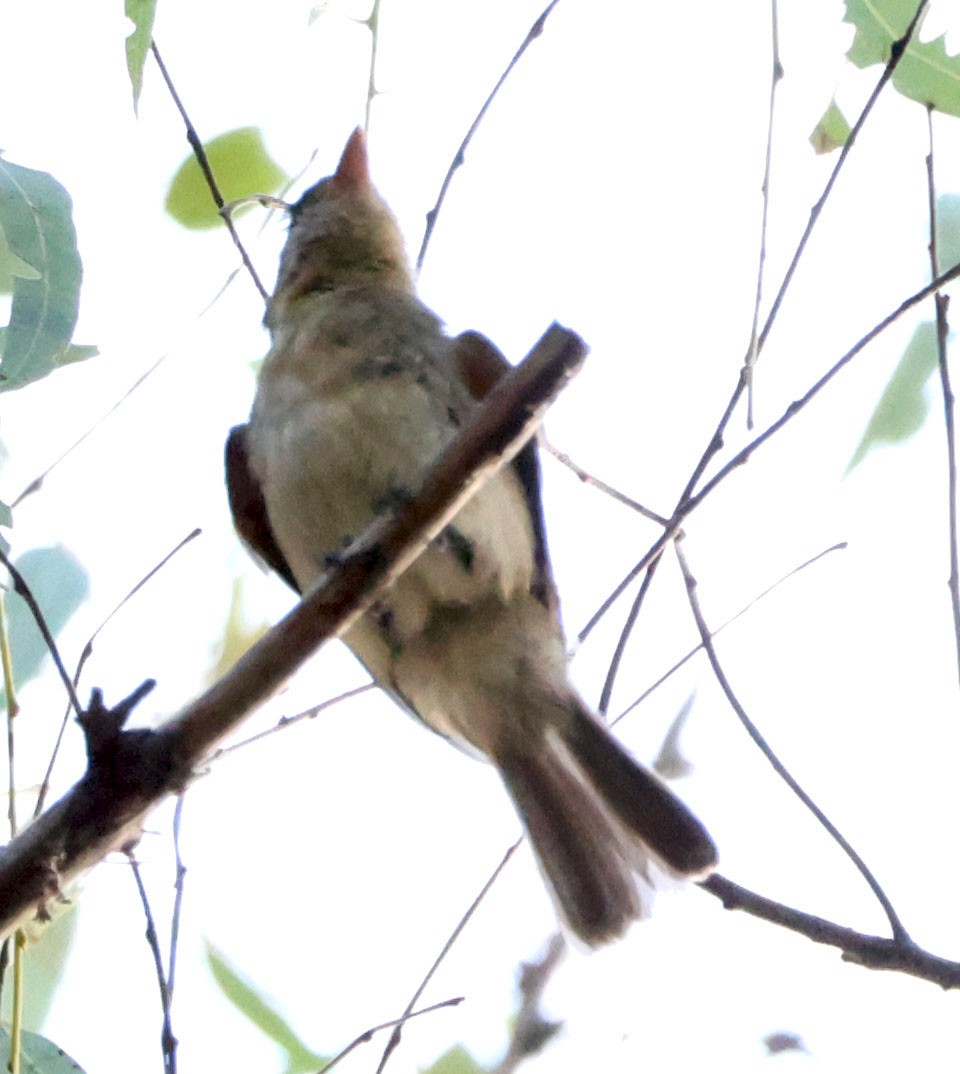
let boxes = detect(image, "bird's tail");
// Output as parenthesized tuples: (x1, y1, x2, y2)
(494, 697, 717, 946)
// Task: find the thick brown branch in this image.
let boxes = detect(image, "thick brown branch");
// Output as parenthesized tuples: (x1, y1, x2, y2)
(0, 324, 587, 943)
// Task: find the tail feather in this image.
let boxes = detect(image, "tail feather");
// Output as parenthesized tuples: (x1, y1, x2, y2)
(562, 705, 718, 878)
(495, 698, 717, 947)
(497, 734, 644, 945)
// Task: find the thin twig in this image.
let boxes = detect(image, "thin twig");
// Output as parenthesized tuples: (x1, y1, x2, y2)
(363, 0, 383, 133)
(597, 551, 661, 716)
(168, 795, 186, 998)
(925, 106, 960, 686)
(674, 539, 910, 943)
(415, 0, 562, 272)
(612, 541, 847, 729)
(374, 841, 521, 1074)
(680, 0, 929, 504)
(150, 41, 269, 302)
(744, 0, 783, 430)
(320, 997, 464, 1074)
(542, 439, 668, 524)
(0, 548, 82, 718)
(210, 683, 375, 759)
(701, 874, 960, 989)
(577, 0, 927, 663)
(127, 850, 177, 1074)
(34, 530, 202, 819)
(686, 257, 960, 514)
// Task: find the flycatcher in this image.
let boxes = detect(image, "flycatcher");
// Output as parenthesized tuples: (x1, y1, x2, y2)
(226, 128, 717, 945)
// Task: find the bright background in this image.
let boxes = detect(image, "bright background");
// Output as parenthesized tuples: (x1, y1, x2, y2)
(2, 1, 960, 1072)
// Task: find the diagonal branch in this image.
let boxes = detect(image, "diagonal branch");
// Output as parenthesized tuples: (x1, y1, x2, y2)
(0, 323, 586, 944)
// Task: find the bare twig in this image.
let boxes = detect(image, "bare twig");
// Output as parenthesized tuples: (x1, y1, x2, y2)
(612, 541, 847, 728)
(374, 840, 522, 1074)
(127, 850, 177, 1074)
(0, 324, 584, 943)
(168, 795, 187, 998)
(415, 0, 562, 272)
(686, 258, 960, 515)
(597, 551, 661, 716)
(925, 106, 960, 686)
(577, 0, 928, 659)
(701, 874, 960, 989)
(210, 683, 375, 759)
(362, 0, 383, 133)
(320, 997, 464, 1074)
(542, 439, 668, 525)
(744, 0, 783, 429)
(0, 548, 82, 719)
(681, 0, 928, 502)
(674, 539, 910, 943)
(150, 41, 269, 301)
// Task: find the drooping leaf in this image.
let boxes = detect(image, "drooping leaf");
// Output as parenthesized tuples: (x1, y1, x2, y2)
(0, 160, 96, 391)
(846, 321, 939, 472)
(124, 0, 157, 112)
(421, 1044, 487, 1074)
(205, 942, 327, 1074)
(809, 98, 852, 154)
(844, 0, 960, 117)
(2, 546, 89, 694)
(166, 128, 287, 230)
(0, 1027, 86, 1073)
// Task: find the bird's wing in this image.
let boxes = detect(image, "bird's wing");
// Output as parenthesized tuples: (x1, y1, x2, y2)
(225, 424, 301, 593)
(450, 330, 558, 614)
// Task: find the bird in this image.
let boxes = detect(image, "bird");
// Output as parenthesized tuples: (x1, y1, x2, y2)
(226, 127, 717, 946)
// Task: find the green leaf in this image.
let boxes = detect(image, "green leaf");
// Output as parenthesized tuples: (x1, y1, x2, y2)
(205, 942, 327, 1074)
(0, 160, 95, 392)
(421, 1044, 487, 1074)
(847, 321, 939, 473)
(844, 0, 960, 117)
(124, 0, 157, 113)
(2, 546, 89, 694)
(809, 98, 852, 154)
(0, 222, 41, 295)
(166, 128, 287, 230)
(0, 1027, 87, 1073)
(936, 193, 960, 273)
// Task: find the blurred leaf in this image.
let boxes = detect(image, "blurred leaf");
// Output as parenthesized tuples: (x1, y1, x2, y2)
(124, 0, 157, 112)
(205, 942, 327, 1074)
(0, 1027, 86, 1073)
(809, 98, 852, 154)
(936, 193, 960, 272)
(2, 546, 89, 695)
(653, 692, 696, 780)
(0, 160, 95, 391)
(207, 576, 269, 683)
(166, 128, 287, 230)
(847, 321, 938, 473)
(845, 0, 960, 117)
(421, 1045, 487, 1074)
(2, 904, 79, 1031)
(0, 500, 11, 528)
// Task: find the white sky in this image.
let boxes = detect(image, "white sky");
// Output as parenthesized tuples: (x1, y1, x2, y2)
(2, 1, 960, 1072)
